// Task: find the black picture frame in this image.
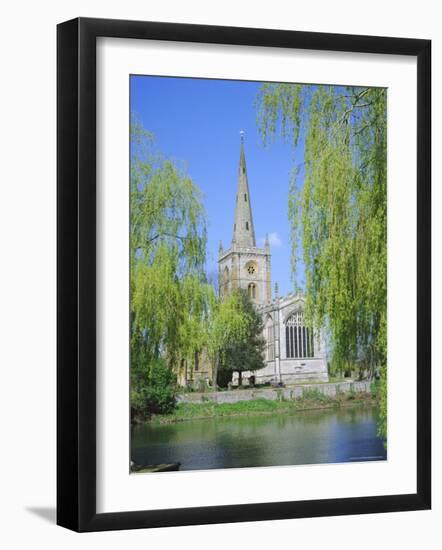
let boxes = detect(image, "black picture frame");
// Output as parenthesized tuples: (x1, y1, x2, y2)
(57, 17, 431, 532)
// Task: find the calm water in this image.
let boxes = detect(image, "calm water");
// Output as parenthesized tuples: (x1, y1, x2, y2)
(131, 405, 386, 471)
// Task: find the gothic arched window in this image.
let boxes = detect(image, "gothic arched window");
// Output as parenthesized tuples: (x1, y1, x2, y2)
(248, 282, 256, 300)
(285, 310, 314, 359)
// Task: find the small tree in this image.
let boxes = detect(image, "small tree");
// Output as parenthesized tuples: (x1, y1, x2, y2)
(207, 290, 250, 389)
(218, 289, 266, 387)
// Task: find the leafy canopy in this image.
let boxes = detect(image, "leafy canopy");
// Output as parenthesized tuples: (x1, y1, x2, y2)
(130, 118, 259, 406)
(130, 117, 211, 404)
(218, 289, 266, 385)
(256, 84, 387, 439)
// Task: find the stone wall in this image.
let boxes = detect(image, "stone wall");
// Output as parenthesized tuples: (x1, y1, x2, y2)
(177, 380, 372, 405)
(233, 357, 329, 386)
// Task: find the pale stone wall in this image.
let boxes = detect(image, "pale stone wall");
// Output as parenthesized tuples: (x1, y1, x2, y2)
(177, 380, 372, 405)
(232, 293, 329, 386)
(233, 358, 328, 386)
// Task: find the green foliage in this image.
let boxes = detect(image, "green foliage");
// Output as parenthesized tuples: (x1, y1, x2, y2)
(370, 379, 379, 399)
(256, 83, 387, 432)
(207, 289, 248, 354)
(129, 117, 267, 406)
(165, 399, 284, 422)
(131, 358, 177, 418)
(217, 289, 266, 386)
(377, 365, 387, 443)
(206, 289, 251, 387)
(302, 388, 333, 404)
(131, 116, 209, 367)
(130, 116, 211, 416)
(149, 390, 376, 423)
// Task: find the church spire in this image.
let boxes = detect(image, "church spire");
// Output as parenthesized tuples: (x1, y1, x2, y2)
(232, 131, 256, 248)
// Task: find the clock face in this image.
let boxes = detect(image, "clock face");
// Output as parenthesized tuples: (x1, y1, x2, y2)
(247, 264, 256, 275)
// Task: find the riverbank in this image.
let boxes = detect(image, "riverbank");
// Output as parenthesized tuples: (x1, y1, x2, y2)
(176, 379, 373, 405)
(148, 389, 377, 424)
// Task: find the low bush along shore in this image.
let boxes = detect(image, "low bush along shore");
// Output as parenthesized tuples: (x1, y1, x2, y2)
(147, 389, 378, 424)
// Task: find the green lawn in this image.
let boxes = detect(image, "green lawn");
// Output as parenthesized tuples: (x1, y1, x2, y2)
(148, 390, 376, 424)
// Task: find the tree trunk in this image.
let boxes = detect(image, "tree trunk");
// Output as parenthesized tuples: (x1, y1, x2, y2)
(238, 371, 242, 387)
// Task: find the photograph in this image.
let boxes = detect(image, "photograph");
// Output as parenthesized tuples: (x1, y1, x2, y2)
(129, 75, 388, 473)
(0, 0, 434, 541)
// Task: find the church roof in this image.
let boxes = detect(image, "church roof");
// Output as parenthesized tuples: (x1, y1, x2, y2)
(232, 133, 256, 248)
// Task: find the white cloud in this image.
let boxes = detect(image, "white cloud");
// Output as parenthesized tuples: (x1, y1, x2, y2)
(258, 232, 282, 248)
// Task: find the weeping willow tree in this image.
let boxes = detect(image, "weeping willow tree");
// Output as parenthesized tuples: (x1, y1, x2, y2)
(130, 117, 212, 414)
(130, 118, 254, 414)
(256, 84, 387, 441)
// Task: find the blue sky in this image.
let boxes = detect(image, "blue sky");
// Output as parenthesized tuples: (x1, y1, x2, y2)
(130, 75, 305, 297)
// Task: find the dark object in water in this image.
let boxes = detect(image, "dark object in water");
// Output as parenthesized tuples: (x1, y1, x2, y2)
(131, 462, 181, 473)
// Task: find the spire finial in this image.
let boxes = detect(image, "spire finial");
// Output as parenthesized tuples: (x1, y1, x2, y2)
(232, 131, 255, 248)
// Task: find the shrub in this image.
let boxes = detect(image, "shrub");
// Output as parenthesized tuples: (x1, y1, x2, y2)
(196, 378, 209, 393)
(370, 380, 380, 399)
(131, 358, 177, 419)
(302, 388, 330, 403)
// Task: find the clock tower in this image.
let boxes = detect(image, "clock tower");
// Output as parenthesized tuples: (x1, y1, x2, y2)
(218, 133, 272, 305)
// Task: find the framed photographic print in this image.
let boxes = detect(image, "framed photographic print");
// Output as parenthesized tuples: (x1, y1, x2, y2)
(57, 17, 431, 532)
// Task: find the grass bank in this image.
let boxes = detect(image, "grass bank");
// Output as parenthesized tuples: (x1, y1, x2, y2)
(148, 390, 377, 424)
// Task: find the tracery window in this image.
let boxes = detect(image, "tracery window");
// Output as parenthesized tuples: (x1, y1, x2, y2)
(246, 261, 257, 275)
(285, 310, 314, 359)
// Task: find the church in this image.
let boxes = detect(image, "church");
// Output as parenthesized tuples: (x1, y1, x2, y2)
(218, 135, 328, 386)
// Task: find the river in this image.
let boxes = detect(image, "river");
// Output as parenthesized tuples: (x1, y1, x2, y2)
(131, 405, 386, 471)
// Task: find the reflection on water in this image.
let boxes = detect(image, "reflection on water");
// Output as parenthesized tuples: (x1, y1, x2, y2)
(131, 405, 386, 471)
